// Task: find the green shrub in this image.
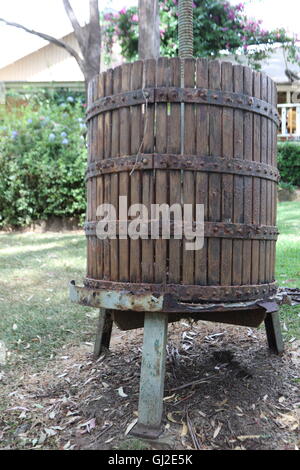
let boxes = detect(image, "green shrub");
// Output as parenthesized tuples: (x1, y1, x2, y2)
(0, 89, 87, 228)
(277, 142, 300, 187)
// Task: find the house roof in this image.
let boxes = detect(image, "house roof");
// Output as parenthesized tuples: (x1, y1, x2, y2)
(226, 47, 300, 85)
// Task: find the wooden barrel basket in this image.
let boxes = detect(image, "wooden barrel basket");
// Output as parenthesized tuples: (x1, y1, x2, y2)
(81, 57, 280, 329)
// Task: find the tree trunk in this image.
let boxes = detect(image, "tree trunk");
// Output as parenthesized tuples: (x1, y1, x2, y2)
(138, 0, 160, 60)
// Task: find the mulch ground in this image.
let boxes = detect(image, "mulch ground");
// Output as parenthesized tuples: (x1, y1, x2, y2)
(0, 321, 299, 450)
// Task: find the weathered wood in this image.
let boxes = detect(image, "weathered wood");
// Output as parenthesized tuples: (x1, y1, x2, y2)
(195, 58, 208, 285)
(93, 308, 113, 359)
(221, 61, 233, 286)
(119, 63, 131, 282)
(155, 58, 168, 284)
(182, 58, 195, 285)
(168, 57, 181, 284)
(251, 71, 261, 285)
(110, 66, 121, 281)
(133, 312, 168, 437)
(242, 66, 253, 286)
(86, 58, 278, 306)
(264, 312, 284, 355)
(232, 65, 244, 286)
(208, 60, 221, 286)
(141, 62, 156, 283)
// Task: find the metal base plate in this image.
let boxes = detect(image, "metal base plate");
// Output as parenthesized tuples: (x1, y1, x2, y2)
(130, 422, 164, 440)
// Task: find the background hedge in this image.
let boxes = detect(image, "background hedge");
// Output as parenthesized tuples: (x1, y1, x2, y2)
(278, 142, 300, 188)
(0, 89, 87, 228)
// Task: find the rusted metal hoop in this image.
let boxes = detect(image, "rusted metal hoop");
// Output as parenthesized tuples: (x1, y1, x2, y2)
(86, 86, 280, 126)
(83, 278, 277, 304)
(85, 153, 280, 183)
(84, 221, 278, 241)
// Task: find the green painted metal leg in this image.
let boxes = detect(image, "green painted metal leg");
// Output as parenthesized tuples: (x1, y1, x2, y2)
(93, 308, 113, 359)
(131, 312, 168, 439)
(264, 312, 284, 355)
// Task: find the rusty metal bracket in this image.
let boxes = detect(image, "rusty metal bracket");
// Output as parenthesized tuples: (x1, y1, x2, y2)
(86, 153, 280, 183)
(84, 221, 279, 241)
(86, 86, 280, 126)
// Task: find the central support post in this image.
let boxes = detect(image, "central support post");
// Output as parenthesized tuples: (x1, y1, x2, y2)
(131, 312, 168, 439)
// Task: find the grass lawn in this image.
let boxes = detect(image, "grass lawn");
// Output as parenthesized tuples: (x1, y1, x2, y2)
(0, 201, 299, 367)
(0, 231, 95, 366)
(276, 201, 300, 341)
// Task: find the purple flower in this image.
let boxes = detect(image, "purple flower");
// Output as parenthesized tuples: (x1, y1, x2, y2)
(11, 130, 18, 139)
(62, 138, 69, 145)
(228, 10, 235, 20)
(61, 131, 67, 137)
(27, 118, 33, 124)
(131, 14, 138, 22)
(119, 8, 127, 15)
(49, 133, 56, 142)
(67, 96, 74, 103)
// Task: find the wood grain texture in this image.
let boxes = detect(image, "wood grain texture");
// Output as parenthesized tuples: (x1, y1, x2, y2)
(86, 59, 278, 303)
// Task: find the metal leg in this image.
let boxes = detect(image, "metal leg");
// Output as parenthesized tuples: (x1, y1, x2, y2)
(131, 312, 168, 439)
(264, 311, 284, 355)
(93, 308, 113, 359)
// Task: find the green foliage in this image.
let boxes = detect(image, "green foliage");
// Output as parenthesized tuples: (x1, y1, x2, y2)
(102, 0, 300, 70)
(278, 142, 300, 187)
(0, 89, 87, 228)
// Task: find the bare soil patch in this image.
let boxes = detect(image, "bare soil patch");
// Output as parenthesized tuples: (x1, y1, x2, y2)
(1, 321, 299, 450)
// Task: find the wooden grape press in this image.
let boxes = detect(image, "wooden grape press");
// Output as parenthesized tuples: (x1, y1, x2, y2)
(70, 1, 283, 439)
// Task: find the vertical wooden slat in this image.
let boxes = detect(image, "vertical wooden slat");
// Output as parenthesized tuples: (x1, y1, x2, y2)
(232, 65, 244, 286)
(271, 79, 278, 281)
(95, 73, 105, 281)
(266, 76, 273, 283)
(168, 57, 181, 284)
(86, 79, 93, 278)
(251, 71, 261, 285)
(110, 66, 121, 281)
(142, 59, 156, 282)
(155, 58, 169, 284)
(208, 60, 221, 286)
(195, 58, 208, 285)
(243, 66, 253, 286)
(260, 72, 268, 284)
(103, 70, 113, 280)
(182, 58, 195, 285)
(90, 77, 98, 279)
(221, 61, 233, 286)
(130, 60, 143, 283)
(119, 63, 131, 281)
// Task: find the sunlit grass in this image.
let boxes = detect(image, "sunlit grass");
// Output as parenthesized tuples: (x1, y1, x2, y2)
(0, 231, 97, 365)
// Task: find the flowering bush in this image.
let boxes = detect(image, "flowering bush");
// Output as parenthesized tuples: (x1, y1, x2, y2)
(102, 0, 300, 70)
(0, 89, 87, 228)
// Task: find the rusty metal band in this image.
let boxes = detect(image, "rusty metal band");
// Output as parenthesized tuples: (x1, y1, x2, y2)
(84, 221, 278, 240)
(86, 87, 280, 126)
(86, 154, 280, 183)
(83, 278, 278, 303)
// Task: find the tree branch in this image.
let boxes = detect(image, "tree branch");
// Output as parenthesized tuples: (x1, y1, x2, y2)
(62, 0, 86, 47)
(0, 17, 85, 73)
